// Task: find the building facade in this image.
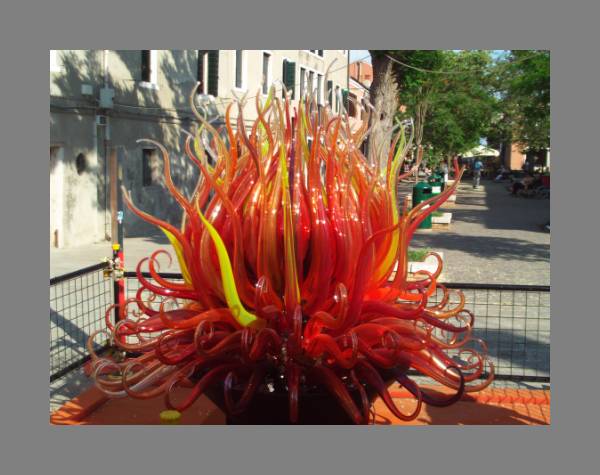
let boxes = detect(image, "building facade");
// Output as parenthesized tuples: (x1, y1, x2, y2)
(50, 50, 349, 248)
(349, 60, 373, 88)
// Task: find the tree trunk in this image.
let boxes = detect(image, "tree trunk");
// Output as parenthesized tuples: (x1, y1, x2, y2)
(368, 55, 398, 171)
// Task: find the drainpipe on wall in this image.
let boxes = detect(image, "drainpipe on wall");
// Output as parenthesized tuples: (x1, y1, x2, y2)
(346, 50, 350, 104)
(102, 49, 112, 240)
(103, 49, 109, 87)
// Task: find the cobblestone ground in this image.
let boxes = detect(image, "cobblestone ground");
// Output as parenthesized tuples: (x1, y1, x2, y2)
(398, 178, 550, 285)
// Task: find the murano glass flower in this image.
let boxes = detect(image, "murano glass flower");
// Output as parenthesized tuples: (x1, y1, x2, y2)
(87, 83, 493, 424)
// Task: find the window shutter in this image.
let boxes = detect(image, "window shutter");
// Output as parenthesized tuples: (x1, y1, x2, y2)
(327, 80, 333, 105)
(207, 50, 219, 97)
(342, 89, 349, 109)
(141, 50, 151, 82)
(283, 60, 296, 99)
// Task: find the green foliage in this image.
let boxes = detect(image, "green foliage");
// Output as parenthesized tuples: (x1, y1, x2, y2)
(488, 50, 550, 150)
(387, 50, 496, 164)
(370, 50, 549, 166)
(407, 248, 430, 262)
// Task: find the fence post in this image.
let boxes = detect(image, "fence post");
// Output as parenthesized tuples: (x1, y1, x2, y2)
(110, 148, 125, 329)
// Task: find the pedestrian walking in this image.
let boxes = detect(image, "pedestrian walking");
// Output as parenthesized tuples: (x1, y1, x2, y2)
(441, 161, 449, 185)
(472, 158, 483, 188)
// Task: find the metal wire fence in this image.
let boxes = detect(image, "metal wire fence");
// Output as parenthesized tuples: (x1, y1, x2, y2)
(124, 273, 550, 382)
(50, 262, 113, 382)
(49, 265, 549, 384)
(429, 283, 550, 382)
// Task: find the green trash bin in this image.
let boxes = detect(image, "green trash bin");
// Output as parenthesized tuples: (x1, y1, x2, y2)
(412, 182, 433, 229)
(428, 174, 445, 193)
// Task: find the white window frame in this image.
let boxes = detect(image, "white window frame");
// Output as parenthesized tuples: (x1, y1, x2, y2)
(233, 50, 247, 92)
(317, 73, 324, 105)
(299, 64, 324, 100)
(304, 49, 325, 60)
(197, 50, 208, 95)
(50, 50, 62, 73)
(139, 50, 159, 90)
(261, 50, 272, 96)
(300, 67, 306, 97)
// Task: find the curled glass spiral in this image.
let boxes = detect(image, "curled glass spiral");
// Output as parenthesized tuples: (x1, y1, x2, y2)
(87, 84, 493, 424)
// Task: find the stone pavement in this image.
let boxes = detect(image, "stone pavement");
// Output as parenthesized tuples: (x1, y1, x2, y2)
(50, 176, 550, 411)
(400, 178, 550, 286)
(50, 233, 180, 279)
(51, 178, 549, 285)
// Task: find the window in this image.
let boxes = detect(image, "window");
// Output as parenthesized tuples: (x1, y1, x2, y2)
(348, 92, 358, 117)
(142, 148, 160, 187)
(197, 50, 208, 94)
(317, 50, 324, 57)
(342, 89, 349, 112)
(140, 50, 158, 87)
(300, 67, 306, 97)
(308, 71, 314, 95)
(207, 50, 219, 96)
(235, 50, 244, 89)
(335, 86, 340, 112)
(262, 52, 271, 95)
(75, 153, 87, 175)
(317, 74, 323, 105)
(327, 80, 333, 105)
(307, 49, 324, 57)
(141, 50, 151, 82)
(282, 59, 296, 99)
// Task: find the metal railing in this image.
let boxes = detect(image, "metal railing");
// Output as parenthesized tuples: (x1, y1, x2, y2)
(429, 283, 550, 382)
(50, 262, 113, 381)
(49, 265, 550, 384)
(124, 272, 550, 383)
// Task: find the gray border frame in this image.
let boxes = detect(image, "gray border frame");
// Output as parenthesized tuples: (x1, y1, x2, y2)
(1, 0, 599, 474)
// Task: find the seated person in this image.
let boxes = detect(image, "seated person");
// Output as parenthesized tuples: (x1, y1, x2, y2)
(511, 174, 535, 195)
(494, 166, 508, 182)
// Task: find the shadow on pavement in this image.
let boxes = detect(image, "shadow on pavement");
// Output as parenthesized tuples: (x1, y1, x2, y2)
(413, 233, 550, 262)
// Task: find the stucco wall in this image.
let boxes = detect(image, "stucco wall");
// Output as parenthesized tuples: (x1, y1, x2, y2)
(214, 50, 349, 126)
(50, 50, 350, 246)
(50, 109, 105, 247)
(110, 113, 199, 237)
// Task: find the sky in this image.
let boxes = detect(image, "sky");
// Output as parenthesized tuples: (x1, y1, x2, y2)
(350, 50, 371, 64)
(350, 50, 507, 64)
(348, 49, 504, 149)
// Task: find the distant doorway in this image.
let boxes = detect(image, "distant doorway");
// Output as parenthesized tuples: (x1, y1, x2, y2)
(50, 146, 64, 248)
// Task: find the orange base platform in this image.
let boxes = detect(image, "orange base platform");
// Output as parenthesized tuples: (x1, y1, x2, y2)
(51, 383, 550, 426)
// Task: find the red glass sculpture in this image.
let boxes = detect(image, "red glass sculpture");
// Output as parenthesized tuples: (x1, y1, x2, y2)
(87, 85, 493, 424)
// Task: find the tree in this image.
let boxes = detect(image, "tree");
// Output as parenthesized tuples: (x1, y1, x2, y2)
(421, 51, 496, 165)
(369, 51, 445, 165)
(367, 54, 398, 170)
(488, 50, 550, 151)
(386, 50, 496, 168)
(391, 51, 446, 154)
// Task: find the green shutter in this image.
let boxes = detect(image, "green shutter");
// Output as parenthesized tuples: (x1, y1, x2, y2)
(207, 50, 219, 97)
(283, 60, 296, 99)
(327, 80, 333, 105)
(141, 50, 150, 81)
(342, 89, 349, 109)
